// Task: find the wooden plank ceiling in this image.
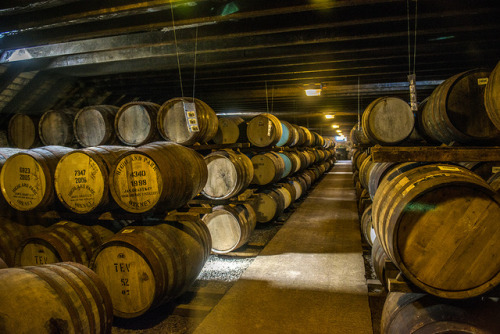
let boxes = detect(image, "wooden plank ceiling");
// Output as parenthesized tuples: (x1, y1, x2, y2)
(0, 0, 499, 137)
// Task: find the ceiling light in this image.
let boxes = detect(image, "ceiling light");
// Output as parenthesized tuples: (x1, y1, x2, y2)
(331, 124, 339, 128)
(305, 89, 321, 96)
(325, 114, 335, 119)
(336, 129, 342, 133)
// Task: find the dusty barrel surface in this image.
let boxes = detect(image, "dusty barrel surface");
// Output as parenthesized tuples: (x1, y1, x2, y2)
(202, 204, 256, 254)
(55, 146, 132, 214)
(372, 163, 500, 299)
(74, 105, 119, 147)
(381, 292, 500, 334)
(251, 152, 285, 185)
(488, 172, 500, 192)
(202, 149, 253, 200)
(246, 113, 283, 147)
(157, 97, 218, 145)
(109, 142, 207, 213)
(115, 102, 160, 146)
(39, 108, 78, 146)
(252, 189, 285, 223)
(0, 146, 73, 211)
(361, 204, 375, 247)
(0, 262, 113, 334)
(459, 161, 500, 181)
(362, 97, 414, 145)
(422, 69, 500, 144)
(212, 116, 247, 144)
(90, 220, 211, 318)
(8, 113, 40, 149)
(485, 61, 500, 130)
(16, 221, 114, 267)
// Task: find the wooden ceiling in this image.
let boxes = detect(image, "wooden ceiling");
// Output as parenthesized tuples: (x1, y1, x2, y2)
(1, 0, 499, 137)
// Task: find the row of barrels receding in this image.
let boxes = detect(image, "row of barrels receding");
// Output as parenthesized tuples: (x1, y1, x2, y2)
(202, 150, 335, 254)
(0, 215, 213, 322)
(5, 99, 335, 149)
(352, 149, 500, 300)
(350, 63, 500, 147)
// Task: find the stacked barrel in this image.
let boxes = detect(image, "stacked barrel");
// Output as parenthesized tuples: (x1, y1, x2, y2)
(353, 65, 500, 334)
(201, 112, 335, 254)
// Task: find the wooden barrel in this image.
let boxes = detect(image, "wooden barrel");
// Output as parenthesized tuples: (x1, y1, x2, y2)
(276, 152, 292, 178)
(362, 97, 414, 145)
(212, 116, 246, 144)
(367, 162, 397, 199)
(381, 292, 500, 334)
(246, 113, 283, 147)
(109, 142, 207, 213)
(459, 161, 500, 180)
(16, 221, 114, 267)
(90, 220, 211, 318)
(358, 155, 374, 189)
(275, 120, 295, 147)
(422, 69, 500, 145)
(202, 149, 254, 200)
(354, 150, 368, 172)
(8, 113, 40, 149)
(485, 61, 500, 130)
(290, 179, 304, 200)
(0, 146, 73, 211)
(274, 185, 292, 209)
(252, 189, 285, 223)
(0, 218, 32, 267)
(278, 182, 297, 202)
(250, 152, 285, 185)
(55, 146, 132, 214)
(288, 125, 300, 147)
(361, 204, 375, 247)
(74, 105, 119, 147)
(39, 108, 78, 146)
(157, 97, 218, 145)
(0, 262, 113, 333)
(372, 163, 500, 299)
(202, 204, 256, 254)
(114, 101, 161, 146)
(488, 172, 500, 192)
(280, 151, 300, 175)
(349, 125, 371, 146)
(299, 126, 314, 147)
(371, 237, 388, 287)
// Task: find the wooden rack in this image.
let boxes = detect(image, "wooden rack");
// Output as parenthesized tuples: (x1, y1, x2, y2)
(371, 145, 500, 162)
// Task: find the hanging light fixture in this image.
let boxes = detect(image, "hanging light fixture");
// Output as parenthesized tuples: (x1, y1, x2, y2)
(304, 83, 323, 96)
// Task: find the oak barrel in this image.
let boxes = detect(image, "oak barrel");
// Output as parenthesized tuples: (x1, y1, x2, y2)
(202, 204, 257, 254)
(212, 116, 247, 144)
(0, 218, 32, 267)
(90, 220, 211, 318)
(252, 189, 285, 223)
(8, 113, 40, 149)
(55, 146, 132, 213)
(362, 97, 414, 145)
(274, 185, 292, 209)
(421, 69, 500, 144)
(459, 161, 500, 180)
(372, 163, 500, 298)
(109, 141, 207, 213)
(371, 238, 388, 288)
(367, 162, 396, 199)
(39, 108, 78, 146)
(16, 221, 114, 267)
(350, 125, 371, 146)
(361, 204, 375, 247)
(382, 292, 500, 334)
(251, 152, 286, 185)
(246, 113, 283, 147)
(279, 181, 297, 203)
(275, 120, 294, 147)
(202, 149, 254, 200)
(484, 61, 500, 131)
(74, 105, 119, 147)
(1, 146, 73, 211)
(488, 172, 500, 192)
(157, 97, 218, 145)
(115, 101, 161, 146)
(0, 262, 113, 334)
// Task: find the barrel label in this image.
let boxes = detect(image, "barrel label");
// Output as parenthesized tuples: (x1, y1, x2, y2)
(477, 77, 488, 86)
(1, 154, 46, 210)
(183, 102, 200, 133)
(438, 166, 461, 172)
(56, 153, 104, 213)
(113, 154, 162, 212)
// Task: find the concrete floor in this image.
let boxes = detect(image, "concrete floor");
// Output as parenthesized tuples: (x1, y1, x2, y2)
(194, 161, 373, 334)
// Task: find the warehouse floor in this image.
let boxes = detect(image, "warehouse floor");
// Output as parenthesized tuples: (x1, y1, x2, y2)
(113, 161, 377, 333)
